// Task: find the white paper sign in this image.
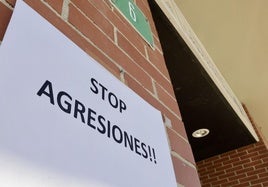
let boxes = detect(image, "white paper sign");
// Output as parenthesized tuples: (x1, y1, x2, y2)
(0, 1, 177, 186)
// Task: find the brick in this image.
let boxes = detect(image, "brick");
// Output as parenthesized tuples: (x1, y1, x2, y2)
(259, 171, 268, 178)
(197, 127, 268, 186)
(253, 141, 266, 148)
(251, 153, 268, 162)
(171, 119, 187, 140)
(152, 34, 163, 52)
(250, 184, 262, 187)
(197, 159, 214, 170)
(236, 144, 253, 153)
(203, 176, 218, 184)
(254, 163, 268, 170)
(88, 0, 115, 20)
(236, 167, 254, 175)
(151, 73, 174, 101)
(0, 2, 12, 41)
(239, 175, 258, 183)
(210, 178, 228, 186)
(206, 162, 222, 171)
(116, 28, 147, 58)
(6, 0, 16, 7)
(147, 46, 170, 79)
(222, 157, 239, 165)
(160, 104, 182, 127)
(246, 168, 266, 176)
(213, 156, 230, 165)
(171, 155, 201, 187)
(255, 162, 268, 170)
(201, 183, 211, 187)
(232, 182, 250, 187)
(214, 163, 232, 172)
(197, 167, 206, 175)
(225, 165, 243, 173)
(220, 180, 239, 187)
(244, 159, 262, 168)
(232, 158, 251, 167)
(247, 144, 267, 154)
(162, 112, 186, 138)
(117, 23, 148, 56)
(229, 173, 246, 182)
(258, 148, 268, 155)
(167, 128, 195, 164)
(71, 0, 114, 41)
(44, 0, 63, 14)
(117, 29, 174, 96)
(209, 170, 225, 179)
(229, 150, 247, 159)
(263, 156, 268, 163)
(218, 152, 230, 160)
(214, 154, 226, 161)
(69, 4, 154, 93)
(117, 31, 147, 64)
(199, 168, 214, 177)
(251, 176, 268, 185)
(222, 150, 238, 159)
(68, 4, 113, 46)
(155, 83, 180, 115)
(200, 175, 209, 180)
(196, 160, 206, 168)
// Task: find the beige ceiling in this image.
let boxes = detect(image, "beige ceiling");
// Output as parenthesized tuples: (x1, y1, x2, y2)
(173, 0, 268, 141)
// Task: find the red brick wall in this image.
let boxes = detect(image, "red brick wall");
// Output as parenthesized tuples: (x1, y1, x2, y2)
(197, 106, 268, 187)
(0, 1, 12, 40)
(0, 0, 201, 186)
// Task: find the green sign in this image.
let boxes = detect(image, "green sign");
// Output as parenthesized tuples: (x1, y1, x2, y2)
(111, 0, 154, 47)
